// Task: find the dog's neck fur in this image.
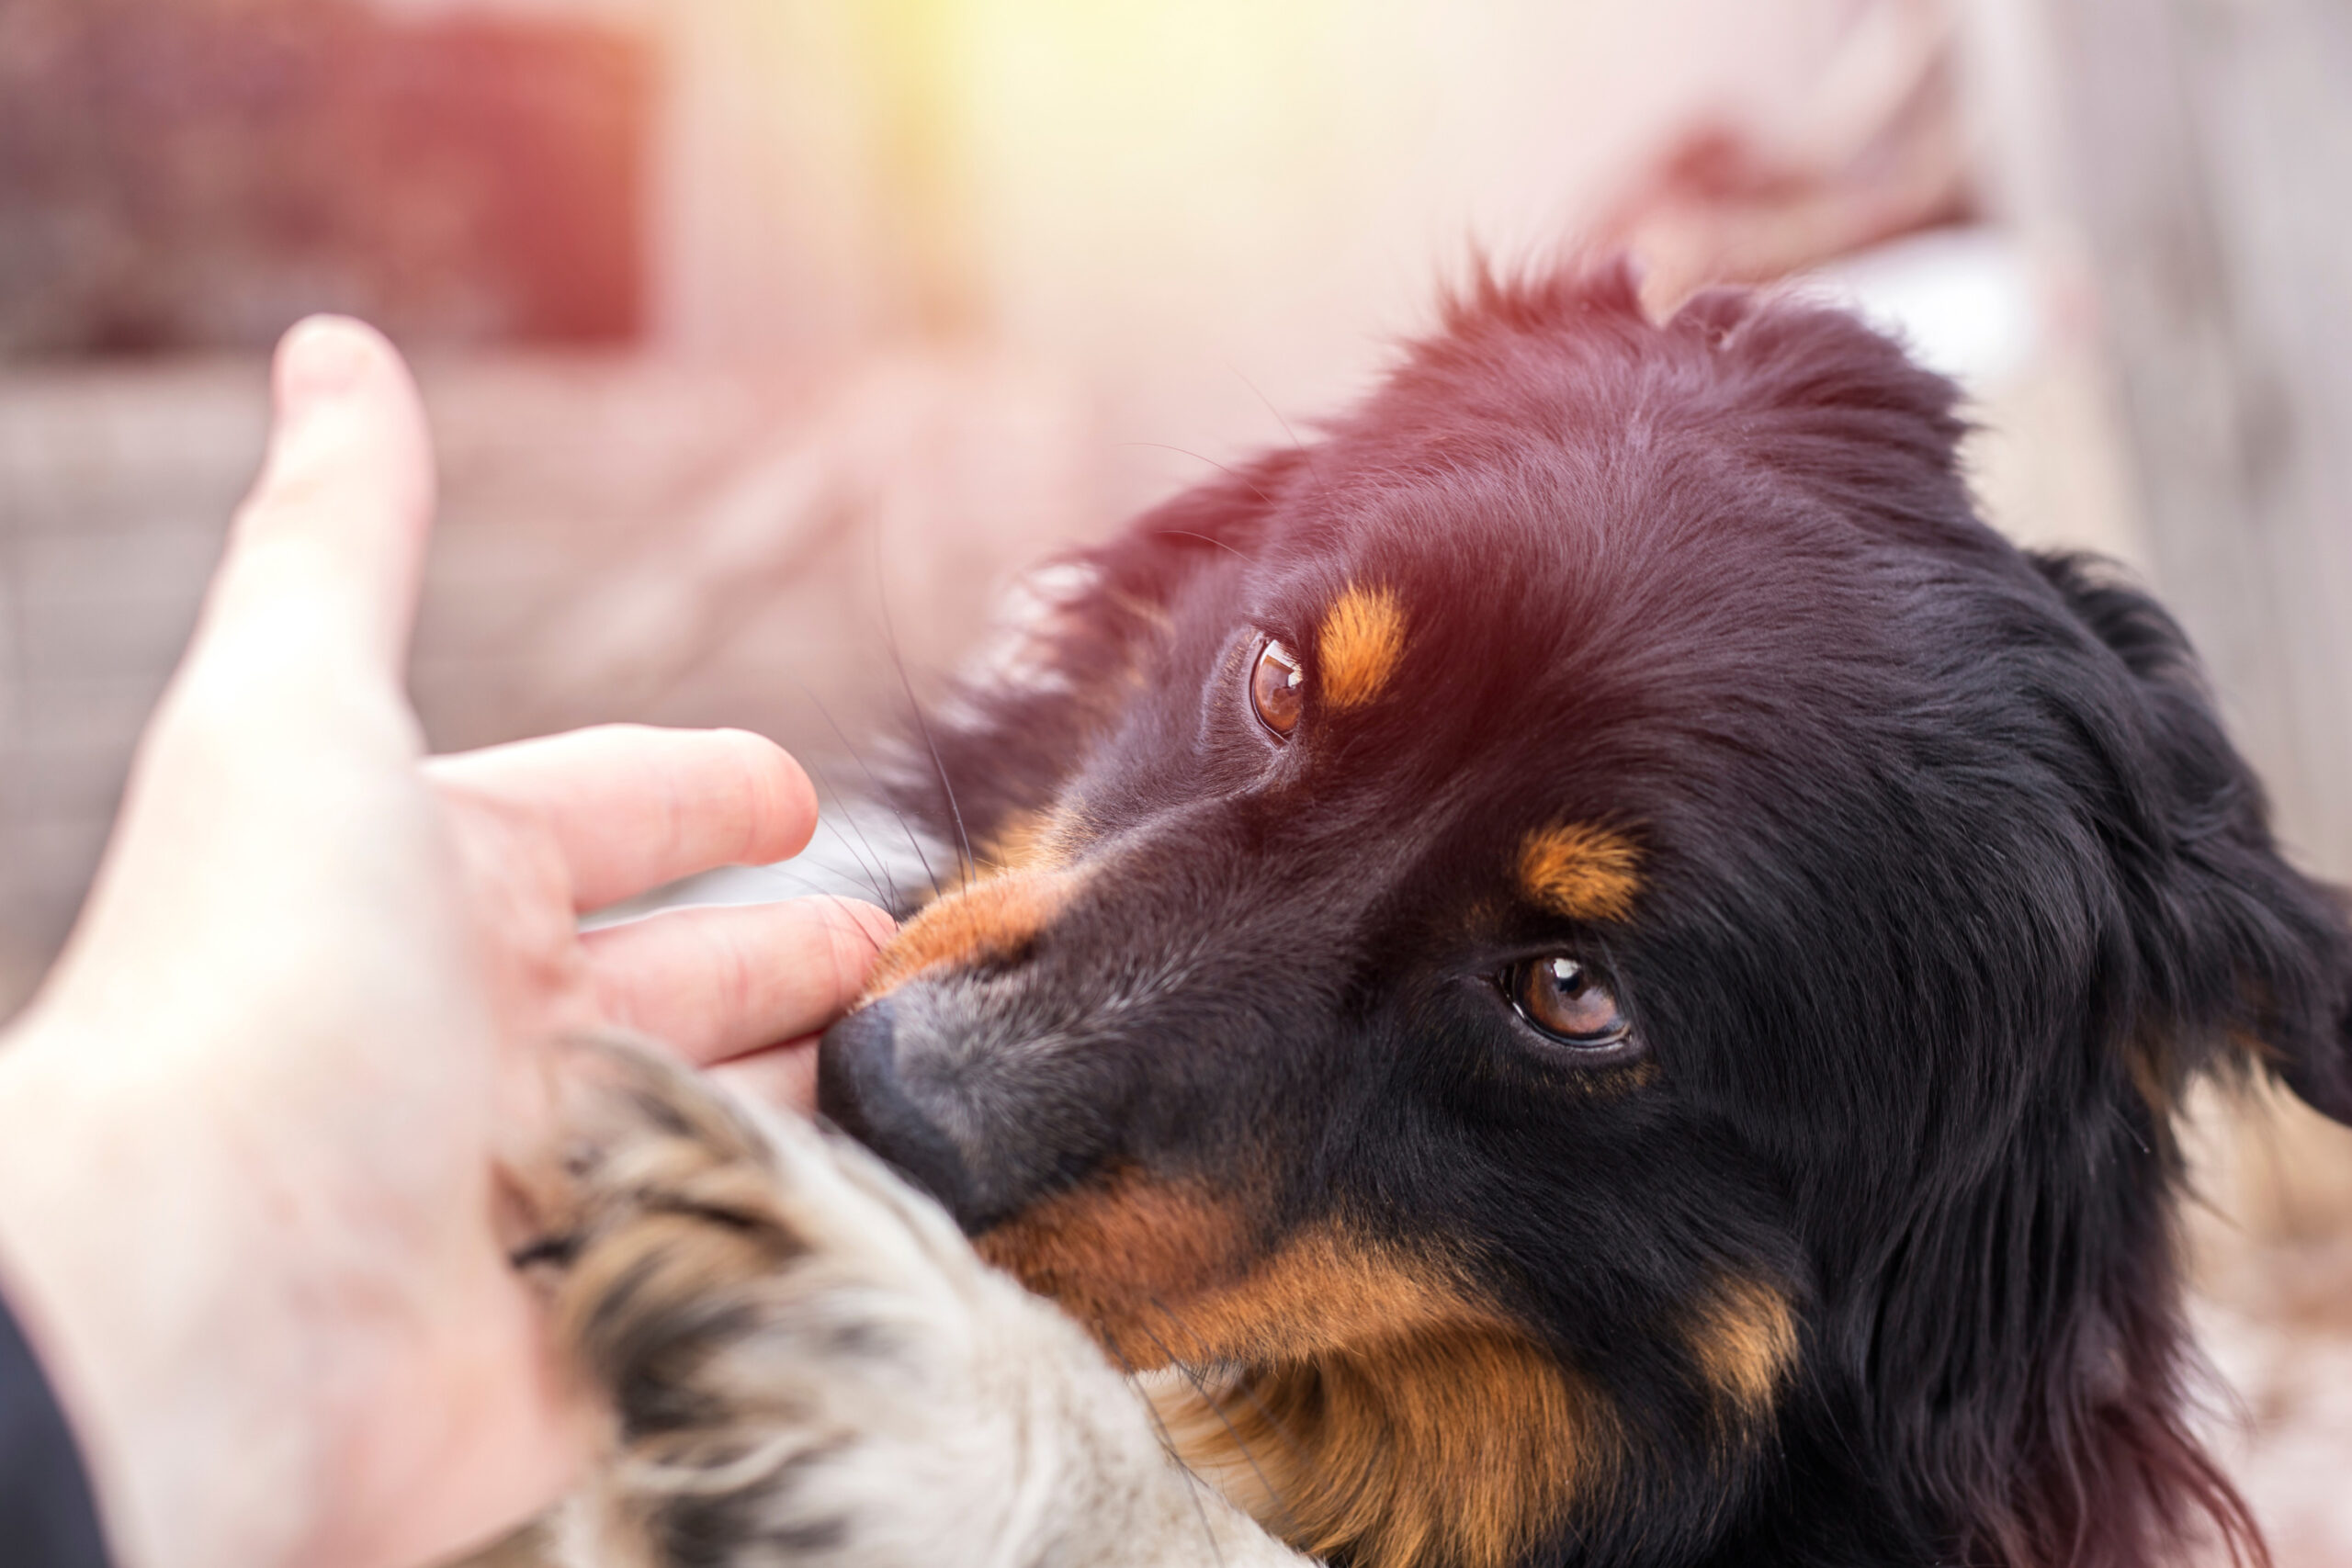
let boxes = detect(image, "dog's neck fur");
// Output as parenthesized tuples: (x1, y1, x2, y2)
(1151, 1330, 1596, 1568)
(1143, 1127, 2257, 1568)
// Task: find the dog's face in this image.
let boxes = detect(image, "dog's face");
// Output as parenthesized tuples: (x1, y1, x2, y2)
(819, 270, 2352, 1568)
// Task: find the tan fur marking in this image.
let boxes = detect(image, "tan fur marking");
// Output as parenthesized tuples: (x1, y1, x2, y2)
(1156, 1227, 1508, 1364)
(859, 868, 1075, 998)
(1317, 583, 1408, 710)
(981, 1170, 1605, 1568)
(983, 1176, 1505, 1366)
(1690, 1276, 1797, 1413)
(977, 806, 1079, 874)
(1519, 823, 1644, 922)
(1156, 1331, 1605, 1568)
(976, 1168, 1256, 1350)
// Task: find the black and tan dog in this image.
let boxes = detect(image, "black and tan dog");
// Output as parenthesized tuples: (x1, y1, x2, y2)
(539, 264, 2352, 1568)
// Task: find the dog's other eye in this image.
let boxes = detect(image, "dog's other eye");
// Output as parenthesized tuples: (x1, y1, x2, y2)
(1508, 957, 1632, 1049)
(1250, 638, 1306, 738)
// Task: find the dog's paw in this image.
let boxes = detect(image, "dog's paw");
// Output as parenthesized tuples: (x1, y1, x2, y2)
(525, 1037, 1295, 1568)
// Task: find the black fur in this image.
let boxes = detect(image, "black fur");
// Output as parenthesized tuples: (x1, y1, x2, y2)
(819, 262, 2352, 1567)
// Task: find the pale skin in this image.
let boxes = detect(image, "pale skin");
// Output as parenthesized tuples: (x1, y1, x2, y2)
(0, 318, 891, 1568)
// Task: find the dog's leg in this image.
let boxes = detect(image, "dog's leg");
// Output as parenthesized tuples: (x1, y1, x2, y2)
(526, 1038, 1308, 1568)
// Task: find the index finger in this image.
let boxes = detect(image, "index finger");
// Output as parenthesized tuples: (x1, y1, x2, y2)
(426, 726, 820, 911)
(580, 894, 894, 1064)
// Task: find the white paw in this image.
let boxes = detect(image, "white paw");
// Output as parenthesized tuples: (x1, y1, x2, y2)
(526, 1039, 1298, 1568)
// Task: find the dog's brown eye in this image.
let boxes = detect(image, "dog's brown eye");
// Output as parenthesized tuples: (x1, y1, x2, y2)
(1250, 638, 1306, 738)
(1510, 957, 1631, 1049)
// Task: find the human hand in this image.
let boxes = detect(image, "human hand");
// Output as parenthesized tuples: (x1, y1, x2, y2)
(0, 318, 891, 1568)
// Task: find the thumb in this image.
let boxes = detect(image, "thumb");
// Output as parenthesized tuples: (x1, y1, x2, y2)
(193, 316, 437, 687)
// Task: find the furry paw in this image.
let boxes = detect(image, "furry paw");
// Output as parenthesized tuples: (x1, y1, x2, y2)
(522, 1037, 1295, 1568)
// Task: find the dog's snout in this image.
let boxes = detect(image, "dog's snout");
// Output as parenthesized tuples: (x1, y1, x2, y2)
(862, 870, 1071, 998)
(817, 998, 987, 1226)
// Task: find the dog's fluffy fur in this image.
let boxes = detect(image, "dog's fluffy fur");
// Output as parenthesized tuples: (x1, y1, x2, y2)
(539, 265, 2352, 1568)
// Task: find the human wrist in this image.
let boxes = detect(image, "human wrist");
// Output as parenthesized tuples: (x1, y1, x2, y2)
(0, 1015, 354, 1568)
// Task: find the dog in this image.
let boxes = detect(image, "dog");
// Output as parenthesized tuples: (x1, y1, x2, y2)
(527, 263, 2352, 1568)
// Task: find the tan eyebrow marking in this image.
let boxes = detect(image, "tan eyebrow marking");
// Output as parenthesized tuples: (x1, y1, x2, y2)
(1517, 824, 1643, 922)
(1317, 583, 1407, 710)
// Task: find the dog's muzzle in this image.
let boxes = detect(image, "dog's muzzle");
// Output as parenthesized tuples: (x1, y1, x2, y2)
(817, 998, 991, 1227)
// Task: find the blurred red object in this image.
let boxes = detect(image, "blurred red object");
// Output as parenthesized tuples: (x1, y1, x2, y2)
(0, 0, 652, 355)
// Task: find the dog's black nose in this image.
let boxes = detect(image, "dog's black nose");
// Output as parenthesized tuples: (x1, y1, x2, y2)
(817, 998, 986, 1227)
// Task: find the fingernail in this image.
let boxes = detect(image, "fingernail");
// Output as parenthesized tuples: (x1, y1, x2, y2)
(277, 317, 370, 420)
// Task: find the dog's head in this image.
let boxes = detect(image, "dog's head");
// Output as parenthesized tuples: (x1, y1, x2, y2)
(819, 265, 2352, 1568)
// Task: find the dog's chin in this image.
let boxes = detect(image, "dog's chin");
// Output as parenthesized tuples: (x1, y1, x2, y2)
(708, 1035, 823, 1118)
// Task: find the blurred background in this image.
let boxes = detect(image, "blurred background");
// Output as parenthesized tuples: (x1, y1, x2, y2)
(1, 0, 2347, 1557)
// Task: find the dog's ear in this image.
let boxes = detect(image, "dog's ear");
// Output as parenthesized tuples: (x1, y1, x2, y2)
(2032, 551, 2352, 1123)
